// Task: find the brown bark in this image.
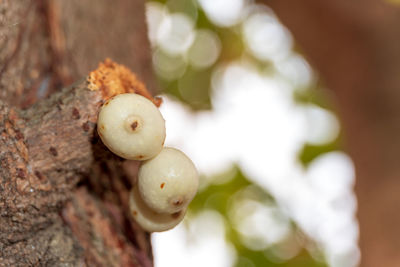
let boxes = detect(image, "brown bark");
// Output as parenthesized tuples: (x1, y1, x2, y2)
(265, 0, 400, 266)
(0, 59, 156, 266)
(1, 0, 156, 266)
(1, 0, 156, 108)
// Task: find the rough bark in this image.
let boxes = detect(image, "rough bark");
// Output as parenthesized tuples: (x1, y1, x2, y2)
(0, 0, 156, 108)
(0, 59, 156, 266)
(1, 0, 156, 265)
(265, 1, 400, 266)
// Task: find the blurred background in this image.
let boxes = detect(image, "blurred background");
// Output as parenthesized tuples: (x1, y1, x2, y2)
(145, 0, 359, 267)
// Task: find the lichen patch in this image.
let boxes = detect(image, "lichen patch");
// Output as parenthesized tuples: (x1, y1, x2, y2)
(87, 58, 162, 106)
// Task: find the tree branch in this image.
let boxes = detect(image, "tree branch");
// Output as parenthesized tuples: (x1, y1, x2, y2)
(0, 59, 156, 266)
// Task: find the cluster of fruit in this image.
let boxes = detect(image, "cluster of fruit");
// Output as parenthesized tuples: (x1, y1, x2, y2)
(97, 93, 199, 232)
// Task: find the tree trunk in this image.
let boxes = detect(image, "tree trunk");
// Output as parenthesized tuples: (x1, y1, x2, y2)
(0, 0, 155, 265)
(265, 0, 400, 266)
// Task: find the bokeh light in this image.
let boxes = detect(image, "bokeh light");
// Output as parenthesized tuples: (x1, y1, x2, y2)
(197, 0, 245, 27)
(274, 54, 314, 89)
(230, 197, 291, 251)
(157, 12, 195, 55)
(146, 2, 168, 47)
(243, 12, 292, 62)
(147, 1, 359, 267)
(152, 49, 187, 80)
(188, 29, 221, 69)
(152, 211, 236, 267)
(301, 105, 340, 145)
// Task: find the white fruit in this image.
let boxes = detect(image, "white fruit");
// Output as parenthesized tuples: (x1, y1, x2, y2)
(129, 186, 186, 232)
(138, 147, 199, 214)
(97, 93, 166, 160)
